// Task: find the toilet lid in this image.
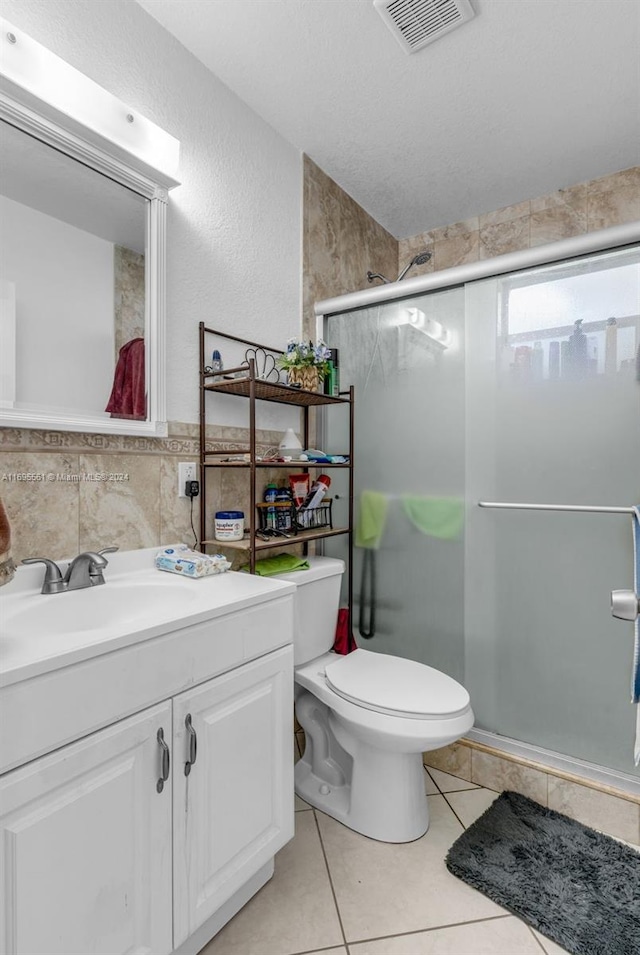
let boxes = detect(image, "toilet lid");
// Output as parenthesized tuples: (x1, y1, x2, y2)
(324, 649, 470, 719)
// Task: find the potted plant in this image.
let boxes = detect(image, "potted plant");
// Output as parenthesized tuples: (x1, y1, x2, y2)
(277, 339, 331, 392)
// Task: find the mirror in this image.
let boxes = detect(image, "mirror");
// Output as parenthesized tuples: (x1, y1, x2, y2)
(0, 104, 175, 436)
(1, 120, 149, 423)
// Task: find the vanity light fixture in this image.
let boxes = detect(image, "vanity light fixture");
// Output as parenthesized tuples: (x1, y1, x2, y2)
(0, 18, 180, 182)
(402, 307, 452, 349)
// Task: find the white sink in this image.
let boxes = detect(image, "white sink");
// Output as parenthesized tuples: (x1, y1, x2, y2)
(0, 547, 295, 687)
(2, 579, 195, 639)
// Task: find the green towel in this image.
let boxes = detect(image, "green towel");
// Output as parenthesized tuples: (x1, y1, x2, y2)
(401, 496, 464, 540)
(240, 553, 310, 576)
(355, 490, 389, 549)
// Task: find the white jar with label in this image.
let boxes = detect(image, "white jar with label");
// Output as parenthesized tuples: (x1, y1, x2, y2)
(214, 510, 245, 542)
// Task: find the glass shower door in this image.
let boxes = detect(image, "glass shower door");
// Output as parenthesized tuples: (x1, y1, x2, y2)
(325, 288, 467, 682)
(323, 243, 639, 778)
(465, 245, 640, 776)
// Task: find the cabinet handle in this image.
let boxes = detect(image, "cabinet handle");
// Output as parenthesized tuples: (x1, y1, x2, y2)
(184, 714, 197, 776)
(156, 727, 170, 793)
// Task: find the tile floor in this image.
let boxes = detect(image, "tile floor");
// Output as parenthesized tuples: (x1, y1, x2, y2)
(200, 737, 582, 955)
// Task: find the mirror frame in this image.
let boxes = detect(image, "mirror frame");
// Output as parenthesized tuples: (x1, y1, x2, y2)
(0, 89, 177, 437)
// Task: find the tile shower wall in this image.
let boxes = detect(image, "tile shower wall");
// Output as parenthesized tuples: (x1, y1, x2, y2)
(399, 166, 640, 276)
(303, 155, 398, 339)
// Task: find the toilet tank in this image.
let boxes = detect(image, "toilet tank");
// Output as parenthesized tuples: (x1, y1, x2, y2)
(274, 557, 345, 665)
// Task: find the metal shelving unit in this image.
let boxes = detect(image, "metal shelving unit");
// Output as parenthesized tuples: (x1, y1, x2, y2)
(199, 323, 354, 618)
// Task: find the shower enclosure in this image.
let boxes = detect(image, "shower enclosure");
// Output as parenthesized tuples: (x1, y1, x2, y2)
(319, 234, 640, 782)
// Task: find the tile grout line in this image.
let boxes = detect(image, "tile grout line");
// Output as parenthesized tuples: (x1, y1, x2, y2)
(440, 791, 469, 830)
(290, 945, 349, 955)
(312, 809, 351, 955)
(346, 913, 513, 948)
(525, 922, 553, 954)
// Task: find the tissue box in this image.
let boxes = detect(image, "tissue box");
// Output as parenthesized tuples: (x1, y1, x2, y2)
(155, 545, 231, 578)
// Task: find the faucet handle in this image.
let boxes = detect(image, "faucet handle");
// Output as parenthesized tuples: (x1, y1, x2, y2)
(90, 547, 118, 582)
(98, 546, 119, 557)
(21, 557, 65, 594)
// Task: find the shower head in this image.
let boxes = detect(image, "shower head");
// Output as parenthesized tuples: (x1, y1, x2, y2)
(366, 250, 432, 286)
(396, 250, 432, 282)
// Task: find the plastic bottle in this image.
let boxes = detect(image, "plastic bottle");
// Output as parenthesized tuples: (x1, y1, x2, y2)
(531, 341, 544, 382)
(275, 485, 293, 531)
(605, 317, 617, 376)
(331, 348, 340, 397)
(211, 349, 223, 374)
(513, 345, 532, 384)
(587, 336, 598, 376)
(263, 482, 278, 530)
(568, 320, 587, 378)
(298, 474, 331, 527)
(324, 347, 340, 397)
(548, 341, 560, 380)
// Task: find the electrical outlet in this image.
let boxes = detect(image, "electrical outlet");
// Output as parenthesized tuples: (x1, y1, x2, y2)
(178, 462, 196, 498)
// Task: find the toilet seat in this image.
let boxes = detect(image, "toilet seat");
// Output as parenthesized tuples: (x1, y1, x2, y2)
(324, 649, 470, 720)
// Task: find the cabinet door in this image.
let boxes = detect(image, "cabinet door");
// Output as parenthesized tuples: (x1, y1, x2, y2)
(0, 701, 173, 955)
(172, 645, 294, 945)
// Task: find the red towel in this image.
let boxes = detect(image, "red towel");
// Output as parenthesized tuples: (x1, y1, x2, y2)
(105, 338, 146, 420)
(333, 608, 357, 655)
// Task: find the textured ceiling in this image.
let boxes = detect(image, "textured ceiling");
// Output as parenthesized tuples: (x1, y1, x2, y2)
(137, 0, 640, 238)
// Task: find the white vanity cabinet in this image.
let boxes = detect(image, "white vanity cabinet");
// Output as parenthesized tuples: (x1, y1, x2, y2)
(0, 566, 295, 955)
(172, 648, 292, 947)
(0, 701, 174, 955)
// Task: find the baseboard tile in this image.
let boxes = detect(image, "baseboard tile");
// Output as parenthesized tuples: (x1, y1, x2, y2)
(425, 737, 640, 843)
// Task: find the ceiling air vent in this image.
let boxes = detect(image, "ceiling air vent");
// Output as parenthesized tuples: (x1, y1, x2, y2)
(374, 0, 475, 54)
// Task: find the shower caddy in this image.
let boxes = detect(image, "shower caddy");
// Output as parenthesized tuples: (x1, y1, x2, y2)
(198, 323, 354, 616)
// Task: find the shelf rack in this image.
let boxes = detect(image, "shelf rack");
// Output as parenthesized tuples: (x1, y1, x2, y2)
(199, 323, 354, 619)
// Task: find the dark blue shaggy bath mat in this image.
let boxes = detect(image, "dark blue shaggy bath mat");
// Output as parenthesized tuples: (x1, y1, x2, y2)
(445, 790, 640, 955)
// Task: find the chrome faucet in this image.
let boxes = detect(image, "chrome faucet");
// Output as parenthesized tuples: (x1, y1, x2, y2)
(22, 546, 118, 595)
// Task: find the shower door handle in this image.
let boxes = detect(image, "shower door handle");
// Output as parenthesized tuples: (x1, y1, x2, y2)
(611, 590, 640, 622)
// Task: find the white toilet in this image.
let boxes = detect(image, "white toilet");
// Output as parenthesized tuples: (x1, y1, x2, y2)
(278, 557, 474, 843)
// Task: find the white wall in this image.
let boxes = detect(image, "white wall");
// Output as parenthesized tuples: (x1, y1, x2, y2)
(0, 196, 115, 415)
(0, 0, 302, 428)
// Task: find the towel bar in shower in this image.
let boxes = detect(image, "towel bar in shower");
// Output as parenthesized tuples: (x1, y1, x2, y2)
(478, 502, 634, 515)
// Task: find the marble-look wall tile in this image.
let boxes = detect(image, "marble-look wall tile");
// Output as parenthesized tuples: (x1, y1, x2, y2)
(401, 167, 638, 270)
(479, 200, 531, 229)
(78, 453, 161, 552)
(433, 229, 479, 271)
(479, 215, 530, 259)
(303, 155, 398, 339)
(587, 166, 640, 231)
(430, 217, 480, 242)
(113, 245, 145, 357)
(470, 750, 548, 805)
(547, 776, 639, 844)
(422, 741, 472, 781)
(0, 453, 80, 562)
(530, 183, 588, 247)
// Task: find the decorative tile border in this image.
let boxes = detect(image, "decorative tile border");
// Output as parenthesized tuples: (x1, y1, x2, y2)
(0, 422, 284, 457)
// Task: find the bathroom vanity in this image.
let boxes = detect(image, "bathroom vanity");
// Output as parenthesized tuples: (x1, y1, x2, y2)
(0, 549, 296, 955)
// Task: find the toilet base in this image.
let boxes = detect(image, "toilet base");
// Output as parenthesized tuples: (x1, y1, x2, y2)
(295, 690, 430, 843)
(295, 749, 430, 843)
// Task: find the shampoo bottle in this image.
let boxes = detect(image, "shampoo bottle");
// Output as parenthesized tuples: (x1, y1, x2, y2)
(568, 319, 587, 378)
